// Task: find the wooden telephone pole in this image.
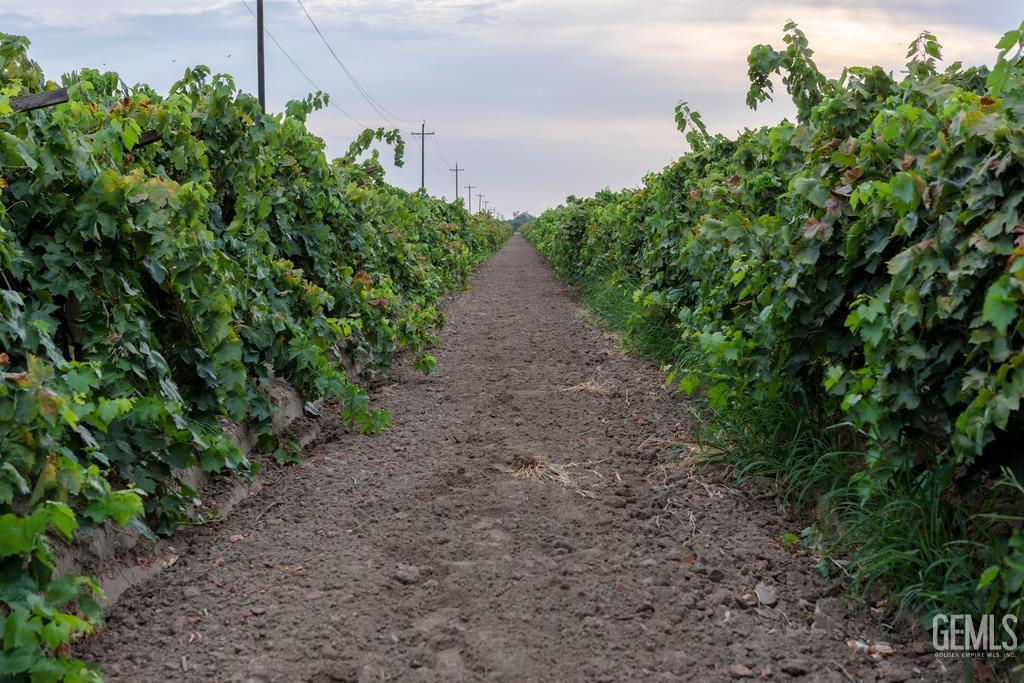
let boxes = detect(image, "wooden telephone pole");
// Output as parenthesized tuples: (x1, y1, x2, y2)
(256, 0, 266, 112)
(411, 122, 435, 190)
(450, 163, 464, 203)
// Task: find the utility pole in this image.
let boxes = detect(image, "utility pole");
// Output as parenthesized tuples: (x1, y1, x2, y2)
(465, 184, 475, 212)
(476, 194, 485, 215)
(411, 121, 435, 191)
(256, 0, 265, 112)
(449, 163, 464, 204)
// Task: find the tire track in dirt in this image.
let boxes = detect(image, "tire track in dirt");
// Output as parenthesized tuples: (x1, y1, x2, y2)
(82, 236, 953, 681)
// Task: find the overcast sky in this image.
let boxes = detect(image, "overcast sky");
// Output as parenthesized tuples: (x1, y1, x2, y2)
(3, 1, 1019, 216)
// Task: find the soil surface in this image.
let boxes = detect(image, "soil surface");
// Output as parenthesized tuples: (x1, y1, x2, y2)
(82, 236, 955, 681)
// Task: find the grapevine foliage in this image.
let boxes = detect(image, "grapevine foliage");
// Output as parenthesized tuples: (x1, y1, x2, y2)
(527, 22, 1024, 621)
(0, 34, 509, 680)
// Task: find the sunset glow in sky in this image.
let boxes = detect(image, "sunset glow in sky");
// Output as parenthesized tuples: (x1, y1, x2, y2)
(4, 1, 1020, 215)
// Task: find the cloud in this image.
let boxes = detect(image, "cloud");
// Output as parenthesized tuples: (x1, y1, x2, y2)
(1, 1, 239, 30)
(5, 0, 1019, 214)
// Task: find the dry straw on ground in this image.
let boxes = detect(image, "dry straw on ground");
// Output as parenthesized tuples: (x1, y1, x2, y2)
(559, 379, 610, 396)
(511, 449, 597, 498)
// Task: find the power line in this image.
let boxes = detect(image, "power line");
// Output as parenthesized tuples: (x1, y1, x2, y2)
(252, 0, 471, 196)
(425, 154, 445, 175)
(294, 0, 416, 127)
(239, 0, 368, 128)
(243, 0, 483, 202)
(425, 136, 451, 180)
(430, 134, 451, 167)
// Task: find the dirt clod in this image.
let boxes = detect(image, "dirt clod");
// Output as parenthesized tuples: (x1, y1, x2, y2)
(730, 663, 755, 678)
(754, 582, 778, 606)
(736, 593, 758, 609)
(394, 563, 422, 585)
(780, 660, 810, 676)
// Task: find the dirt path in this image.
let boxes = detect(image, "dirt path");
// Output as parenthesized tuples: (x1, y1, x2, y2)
(83, 236, 950, 682)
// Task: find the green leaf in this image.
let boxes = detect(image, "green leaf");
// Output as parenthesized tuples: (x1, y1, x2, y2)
(44, 575, 81, 606)
(0, 464, 30, 504)
(977, 564, 1000, 590)
(111, 493, 145, 525)
(2, 609, 41, 651)
(45, 502, 77, 543)
(823, 365, 844, 391)
(120, 118, 142, 150)
(830, 151, 856, 167)
(91, 397, 132, 432)
(988, 59, 1010, 95)
(0, 511, 48, 558)
(0, 645, 36, 675)
(40, 619, 72, 651)
(82, 490, 143, 527)
(412, 353, 437, 375)
(983, 276, 1017, 334)
(887, 246, 915, 276)
(995, 29, 1020, 51)
(144, 257, 168, 285)
(890, 172, 919, 213)
(677, 374, 700, 394)
(792, 176, 829, 207)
